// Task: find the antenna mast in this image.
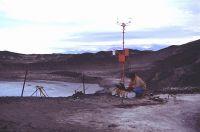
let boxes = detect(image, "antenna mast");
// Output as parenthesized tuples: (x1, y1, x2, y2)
(117, 18, 131, 83)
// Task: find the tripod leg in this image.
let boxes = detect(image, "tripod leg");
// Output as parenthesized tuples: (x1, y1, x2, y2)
(39, 88, 42, 97)
(31, 88, 39, 96)
(38, 88, 44, 97)
(41, 89, 47, 97)
(42, 88, 48, 97)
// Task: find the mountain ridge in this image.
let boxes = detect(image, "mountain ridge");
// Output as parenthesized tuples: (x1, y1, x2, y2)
(0, 39, 200, 93)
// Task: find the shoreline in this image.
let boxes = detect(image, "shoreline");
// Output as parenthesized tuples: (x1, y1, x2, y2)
(0, 79, 200, 95)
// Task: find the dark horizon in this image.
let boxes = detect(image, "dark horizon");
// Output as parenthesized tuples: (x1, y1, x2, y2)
(1, 39, 199, 55)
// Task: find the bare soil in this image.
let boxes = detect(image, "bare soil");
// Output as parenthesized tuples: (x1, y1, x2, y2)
(0, 94, 199, 132)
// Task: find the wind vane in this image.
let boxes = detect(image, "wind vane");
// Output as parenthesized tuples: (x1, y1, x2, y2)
(117, 18, 132, 83)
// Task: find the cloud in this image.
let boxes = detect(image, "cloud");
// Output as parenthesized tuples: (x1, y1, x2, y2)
(65, 26, 200, 42)
(0, 0, 199, 54)
(57, 36, 200, 54)
(171, 0, 200, 14)
(0, 0, 198, 30)
(0, 15, 29, 28)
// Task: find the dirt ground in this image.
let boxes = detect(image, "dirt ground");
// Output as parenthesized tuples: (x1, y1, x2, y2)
(0, 94, 199, 132)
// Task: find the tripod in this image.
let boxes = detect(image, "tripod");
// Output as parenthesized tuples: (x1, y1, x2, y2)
(31, 85, 48, 97)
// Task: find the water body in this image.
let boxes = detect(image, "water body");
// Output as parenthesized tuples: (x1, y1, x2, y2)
(0, 80, 103, 97)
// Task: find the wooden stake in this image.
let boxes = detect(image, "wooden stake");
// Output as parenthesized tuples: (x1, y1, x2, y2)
(82, 73, 85, 94)
(21, 69, 28, 97)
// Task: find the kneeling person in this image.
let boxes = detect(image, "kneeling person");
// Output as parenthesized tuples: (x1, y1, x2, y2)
(127, 72, 146, 97)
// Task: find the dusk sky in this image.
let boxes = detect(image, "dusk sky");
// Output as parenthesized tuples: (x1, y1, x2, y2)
(0, 0, 199, 54)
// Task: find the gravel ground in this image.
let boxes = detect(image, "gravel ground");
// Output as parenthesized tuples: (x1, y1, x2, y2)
(0, 94, 199, 132)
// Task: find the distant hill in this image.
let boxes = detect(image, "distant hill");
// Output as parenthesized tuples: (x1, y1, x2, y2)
(0, 51, 22, 60)
(149, 39, 200, 90)
(0, 39, 200, 92)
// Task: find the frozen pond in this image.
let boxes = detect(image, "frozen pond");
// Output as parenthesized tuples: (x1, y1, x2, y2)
(0, 80, 104, 97)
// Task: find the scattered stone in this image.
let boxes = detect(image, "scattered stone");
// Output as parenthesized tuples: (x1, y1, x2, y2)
(108, 124, 118, 128)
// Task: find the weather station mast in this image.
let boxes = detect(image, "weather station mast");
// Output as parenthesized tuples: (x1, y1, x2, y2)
(117, 18, 131, 84)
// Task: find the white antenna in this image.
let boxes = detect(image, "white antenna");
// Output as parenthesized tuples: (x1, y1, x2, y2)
(117, 18, 132, 49)
(117, 18, 132, 26)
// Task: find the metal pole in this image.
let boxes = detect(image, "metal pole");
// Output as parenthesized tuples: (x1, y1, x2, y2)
(117, 20, 131, 84)
(122, 25, 125, 50)
(122, 62, 125, 83)
(82, 73, 85, 94)
(122, 24, 125, 83)
(21, 69, 28, 97)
